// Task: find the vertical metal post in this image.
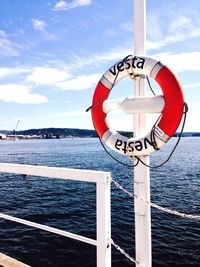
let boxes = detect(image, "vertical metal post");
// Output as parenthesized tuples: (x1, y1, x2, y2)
(96, 175, 111, 267)
(134, 1, 152, 267)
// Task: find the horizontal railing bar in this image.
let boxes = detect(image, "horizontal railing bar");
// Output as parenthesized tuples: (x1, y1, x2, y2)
(0, 163, 111, 184)
(0, 252, 31, 267)
(0, 213, 97, 246)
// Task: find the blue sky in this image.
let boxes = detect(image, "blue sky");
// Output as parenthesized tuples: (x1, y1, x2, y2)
(0, 0, 200, 132)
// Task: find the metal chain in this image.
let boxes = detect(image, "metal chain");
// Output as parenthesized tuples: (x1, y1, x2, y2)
(111, 178, 200, 221)
(111, 238, 142, 266)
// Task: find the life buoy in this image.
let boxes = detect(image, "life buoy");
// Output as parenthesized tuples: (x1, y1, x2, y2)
(91, 55, 184, 156)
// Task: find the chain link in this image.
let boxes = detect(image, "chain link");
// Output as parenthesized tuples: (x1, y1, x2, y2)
(111, 178, 200, 221)
(111, 238, 142, 266)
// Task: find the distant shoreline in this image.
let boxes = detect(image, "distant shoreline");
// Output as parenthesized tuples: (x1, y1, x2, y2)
(0, 128, 200, 140)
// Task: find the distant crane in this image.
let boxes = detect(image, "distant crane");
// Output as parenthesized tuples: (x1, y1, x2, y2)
(13, 120, 20, 135)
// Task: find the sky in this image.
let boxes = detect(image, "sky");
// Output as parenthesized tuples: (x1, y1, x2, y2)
(0, 0, 200, 132)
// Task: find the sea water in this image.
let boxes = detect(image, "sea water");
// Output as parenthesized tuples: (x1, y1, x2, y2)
(0, 137, 199, 267)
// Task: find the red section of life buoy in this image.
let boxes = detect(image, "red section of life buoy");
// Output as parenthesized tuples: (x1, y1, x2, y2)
(155, 66, 184, 137)
(91, 55, 184, 156)
(92, 82, 110, 138)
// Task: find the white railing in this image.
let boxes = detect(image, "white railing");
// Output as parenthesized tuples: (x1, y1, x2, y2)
(0, 163, 111, 267)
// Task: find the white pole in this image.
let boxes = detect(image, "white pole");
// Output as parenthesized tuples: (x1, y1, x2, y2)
(133, 1, 152, 267)
(96, 175, 111, 267)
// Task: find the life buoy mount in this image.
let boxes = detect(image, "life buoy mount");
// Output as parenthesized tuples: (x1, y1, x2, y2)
(91, 55, 184, 157)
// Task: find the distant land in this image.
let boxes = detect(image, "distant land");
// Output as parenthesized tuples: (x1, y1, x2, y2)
(0, 128, 134, 139)
(0, 128, 200, 138)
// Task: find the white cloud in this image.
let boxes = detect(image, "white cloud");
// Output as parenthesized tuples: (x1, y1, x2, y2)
(155, 51, 200, 73)
(31, 19, 57, 41)
(70, 47, 132, 70)
(26, 67, 70, 85)
(183, 82, 200, 89)
(0, 30, 21, 57)
(0, 67, 30, 79)
(70, 48, 200, 79)
(0, 84, 48, 104)
(31, 19, 46, 32)
(25, 65, 101, 91)
(169, 16, 192, 34)
(53, 0, 92, 11)
(57, 73, 101, 90)
(147, 29, 200, 50)
(147, 13, 200, 50)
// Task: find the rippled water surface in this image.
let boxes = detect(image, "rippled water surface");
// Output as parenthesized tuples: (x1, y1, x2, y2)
(0, 137, 200, 267)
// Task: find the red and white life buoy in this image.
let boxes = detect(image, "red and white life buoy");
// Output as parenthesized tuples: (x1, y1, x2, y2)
(91, 55, 184, 156)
